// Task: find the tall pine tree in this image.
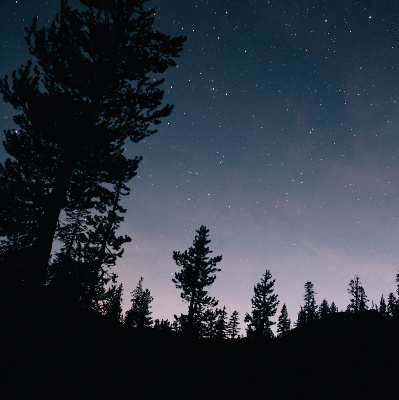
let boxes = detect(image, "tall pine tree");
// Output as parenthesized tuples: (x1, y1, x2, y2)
(0, 0, 185, 295)
(396, 270, 399, 314)
(347, 275, 368, 314)
(245, 269, 279, 339)
(227, 310, 240, 339)
(172, 225, 222, 337)
(303, 281, 318, 323)
(101, 283, 124, 323)
(124, 277, 153, 329)
(277, 303, 291, 337)
(330, 301, 338, 313)
(387, 292, 397, 317)
(214, 306, 228, 339)
(319, 299, 330, 319)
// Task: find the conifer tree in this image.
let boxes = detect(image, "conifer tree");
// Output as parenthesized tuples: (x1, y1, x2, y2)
(303, 281, 318, 323)
(101, 283, 123, 323)
(330, 301, 338, 313)
(277, 303, 291, 337)
(245, 269, 279, 339)
(387, 293, 397, 317)
(319, 299, 330, 319)
(172, 225, 222, 337)
(195, 304, 219, 338)
(347, 275, 368, 314)
(124, 277, 153, 329)
(295, 306, 307, 328)
(227, 310, 240, 339)
(0, 0, 185, 294)
(396, 270, 399, 298)
(359, 288, 369, 312)
(214, 306, 228, 339)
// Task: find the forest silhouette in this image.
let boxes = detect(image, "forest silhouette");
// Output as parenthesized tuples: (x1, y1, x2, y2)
(1, 1, 399, 397)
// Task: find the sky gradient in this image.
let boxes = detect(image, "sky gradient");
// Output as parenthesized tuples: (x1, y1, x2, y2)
(2, 0, 399, 331)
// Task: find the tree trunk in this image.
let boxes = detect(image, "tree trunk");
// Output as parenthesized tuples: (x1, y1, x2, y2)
(27, 162, 75, 295)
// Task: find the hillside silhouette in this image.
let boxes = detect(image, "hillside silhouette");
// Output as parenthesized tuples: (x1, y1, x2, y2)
(4, 300, 398, 398)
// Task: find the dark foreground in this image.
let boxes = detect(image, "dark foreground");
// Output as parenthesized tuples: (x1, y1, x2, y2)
(3, 306, 398, 399)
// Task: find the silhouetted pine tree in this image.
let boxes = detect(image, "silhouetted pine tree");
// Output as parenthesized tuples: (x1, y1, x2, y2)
(277, 303, 291, 337)
(347, 275, 368, 314)
(359, 288, 368, 312)
(0, 0, 185, 295)
(303, 281, 318, 323)
(330, 301, 338, 313)
(214, 306, 228, 339)
(379, 295, 387, 316)
(172, 225, 222, 337)
(319, 299, 330, 319)
(101, 283, 124, 323)
(227, 310, 240, 339)
(387, 293, 397, 317)
(396, 270, 399, 310)
(295, 306, 307, 328)
(124, 277, 153, 329)
(245, 269, 279, 339)
(193, 303, 218, 338)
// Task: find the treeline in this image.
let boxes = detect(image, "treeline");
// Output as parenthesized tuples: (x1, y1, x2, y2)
(120, 225, 399, 340)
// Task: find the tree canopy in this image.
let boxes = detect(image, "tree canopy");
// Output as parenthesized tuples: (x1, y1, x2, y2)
(347, 275, 368, 314)
(0, 0, 185, 295)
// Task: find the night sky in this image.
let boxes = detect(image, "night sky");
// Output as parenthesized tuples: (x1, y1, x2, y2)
(2, 0, 399, 331)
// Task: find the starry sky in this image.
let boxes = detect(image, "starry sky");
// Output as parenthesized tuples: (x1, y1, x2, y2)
(2, 0, 399, 331)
